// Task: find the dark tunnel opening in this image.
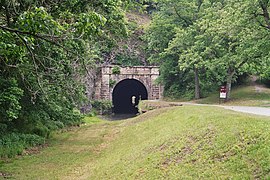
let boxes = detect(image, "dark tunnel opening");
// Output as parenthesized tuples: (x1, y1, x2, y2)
(112, 79, 148, 114)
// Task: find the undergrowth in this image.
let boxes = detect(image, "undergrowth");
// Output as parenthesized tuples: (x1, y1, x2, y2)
(0, 133, 45, 158)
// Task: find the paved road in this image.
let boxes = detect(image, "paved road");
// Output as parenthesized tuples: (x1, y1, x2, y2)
(223, 106, 270, 117)
(182, 102, 270, 117)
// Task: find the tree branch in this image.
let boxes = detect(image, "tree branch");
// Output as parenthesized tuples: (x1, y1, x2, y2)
(15, 32, 47, 102)
(197, 0, 203, 13)
(0, 25, 89, 60)
(252, 11, 270, 29)
(237, 60, 247, 69)
(259, 1, 270, 29)
(1, 25, 94, 81)
(4, 4, 11, 27)
(173, 6, 192, 27)
(0, 25, 66, 48)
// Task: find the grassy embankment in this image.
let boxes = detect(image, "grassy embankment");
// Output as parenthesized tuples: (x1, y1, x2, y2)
(196, 85, 270, 107)
(1, 105, 270, 179)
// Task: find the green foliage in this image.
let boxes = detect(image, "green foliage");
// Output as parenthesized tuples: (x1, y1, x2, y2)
(0, 0, 130, 157)
(109, 79, 117, 87)
(262, 78, 270, 87)
(112, 66, 121, 74)
(146, 0, 270, 99)
(0, 133, 45, 158)
(0, 78, 23, 121)
(0, 123, 8, 136)
(158, 55, 192, 99)
(91, 100, 113, 115)
(115, 53, 142, 66)
(111, 10, 149, 66)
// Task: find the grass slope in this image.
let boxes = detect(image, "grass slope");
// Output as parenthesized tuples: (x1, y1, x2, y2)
(1, 106, 270, 179)
(197, 85, 270, 107)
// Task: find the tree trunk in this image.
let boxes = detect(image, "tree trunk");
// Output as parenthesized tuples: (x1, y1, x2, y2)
(226, 68, 235, 101)
(194, 67, 200, 99)
(4, 4, 11, 27)
(259, 0, 270, 29)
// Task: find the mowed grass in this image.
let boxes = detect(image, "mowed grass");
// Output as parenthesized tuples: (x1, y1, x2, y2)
(197, 85, 270, 107)
(1, 106, 270, 179)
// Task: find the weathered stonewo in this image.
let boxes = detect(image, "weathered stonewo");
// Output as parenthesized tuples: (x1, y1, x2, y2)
(94, 66, 163, 100)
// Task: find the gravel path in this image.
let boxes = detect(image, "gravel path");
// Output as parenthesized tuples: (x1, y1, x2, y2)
(182, 102, 270, 117)
(223, 106, 270, 116)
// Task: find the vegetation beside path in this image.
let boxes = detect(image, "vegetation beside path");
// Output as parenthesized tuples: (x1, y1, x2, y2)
(158, 84, 270, 108)
(1, 106, 269, 179)
(141, 84, 270, 113)
(196, 85, 270, 107)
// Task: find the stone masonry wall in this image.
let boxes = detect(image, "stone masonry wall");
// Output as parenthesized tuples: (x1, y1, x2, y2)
(94, 66, 163, 100)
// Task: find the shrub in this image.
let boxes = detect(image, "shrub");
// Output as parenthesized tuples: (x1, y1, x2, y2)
(0, 123, 7, 136)
(112, 66, 121, 74)
(91, 100, 113, 115)
(19, 104, 83, 135)
(32, 125, 50, 138)
(86, 110, 97, 117)
(261, 78, 270, 87)
(109, 79, 116, 87)
(0, 78, 23, 122)
(0, 133, 45, 158)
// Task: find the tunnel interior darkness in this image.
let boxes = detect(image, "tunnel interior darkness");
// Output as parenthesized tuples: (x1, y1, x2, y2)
(112, 79, 148, 114)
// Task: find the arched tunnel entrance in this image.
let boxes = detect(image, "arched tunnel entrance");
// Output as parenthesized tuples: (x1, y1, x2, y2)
(112, 79, 148, 114)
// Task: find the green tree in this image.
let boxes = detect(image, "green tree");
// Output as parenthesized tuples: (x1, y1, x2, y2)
(146, 0, 270, 100)
(0, 0, 128, 136)
(200, 0, 270, 99)
(147, 0, 215, 99)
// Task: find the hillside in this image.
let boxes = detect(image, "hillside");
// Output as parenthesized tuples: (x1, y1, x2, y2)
(108, 11, 151, 66)
(1, 106, 269, 179)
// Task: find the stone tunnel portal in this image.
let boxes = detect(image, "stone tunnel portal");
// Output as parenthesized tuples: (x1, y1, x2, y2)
(112, 79, 148, 114)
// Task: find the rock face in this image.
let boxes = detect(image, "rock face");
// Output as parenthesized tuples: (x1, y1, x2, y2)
(93, 66, 163, 101)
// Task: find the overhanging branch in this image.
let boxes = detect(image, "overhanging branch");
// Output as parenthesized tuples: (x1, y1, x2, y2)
(173, 6, 192, 27)
(0, 25, 94, 79)
(258, 1, 270, 30)
(0, 25, 68, 50)
(15, 32, 46, 102)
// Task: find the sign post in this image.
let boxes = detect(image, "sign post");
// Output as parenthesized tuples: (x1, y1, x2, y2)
(219, 86, 227, 104)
